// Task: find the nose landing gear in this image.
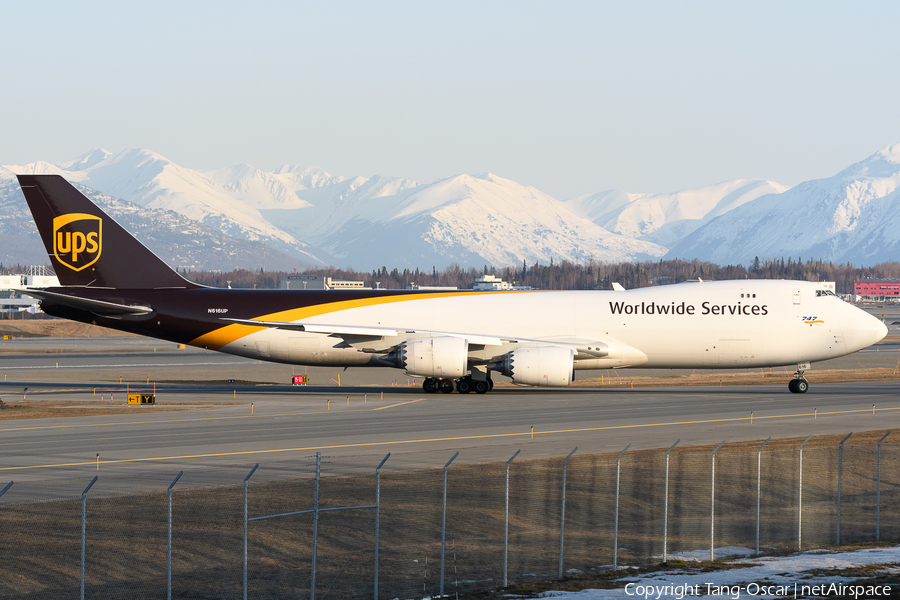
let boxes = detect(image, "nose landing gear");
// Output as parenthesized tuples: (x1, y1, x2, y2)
(788, 378, 809, 393)
(788, 364, 810, 393)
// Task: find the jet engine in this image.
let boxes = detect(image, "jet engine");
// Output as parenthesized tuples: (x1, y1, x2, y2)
(391, 336, 468, 378)
(496, 346, 574, 387)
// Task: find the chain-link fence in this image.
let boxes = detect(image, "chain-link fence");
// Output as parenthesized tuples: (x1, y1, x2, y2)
(1, 431, 897, 599)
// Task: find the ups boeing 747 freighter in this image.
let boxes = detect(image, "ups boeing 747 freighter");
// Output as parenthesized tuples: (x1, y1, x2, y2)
(15, 175, 888, 394)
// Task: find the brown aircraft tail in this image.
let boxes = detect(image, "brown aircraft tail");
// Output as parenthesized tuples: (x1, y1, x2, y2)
(17, 174, 198, 289)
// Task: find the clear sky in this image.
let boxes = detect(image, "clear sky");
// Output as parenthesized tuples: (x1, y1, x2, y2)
(3, 1, 899, 199)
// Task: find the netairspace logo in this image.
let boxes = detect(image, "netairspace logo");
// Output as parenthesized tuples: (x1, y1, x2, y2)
(624, 582, 892, 599)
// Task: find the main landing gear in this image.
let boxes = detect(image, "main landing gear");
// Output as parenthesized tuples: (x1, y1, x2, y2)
(788, 365, 809, 394)
(422, 376, 494, 395)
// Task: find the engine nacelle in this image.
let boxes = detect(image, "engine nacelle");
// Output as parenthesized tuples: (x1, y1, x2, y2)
(497, 346, 574, 387)
(395, 336, 468, 378)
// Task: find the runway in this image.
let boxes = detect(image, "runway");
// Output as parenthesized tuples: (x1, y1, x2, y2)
(1, 377, 898, 494)
(0, 326, 897, 501)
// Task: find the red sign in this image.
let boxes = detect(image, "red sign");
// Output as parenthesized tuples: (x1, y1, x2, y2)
(292, 375, 306, 385)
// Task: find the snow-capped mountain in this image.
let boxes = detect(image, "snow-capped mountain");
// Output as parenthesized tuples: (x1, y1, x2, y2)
(665, 144, 900, 265)
(262, 172, 420, 243)
(6, 143, 900, 271)
(7, 149, 327, 265)
(4, 150, 668, 269)
(0, 175, 311, 272)
(296, 172, 667, 268)
(565, 179, 789, 246)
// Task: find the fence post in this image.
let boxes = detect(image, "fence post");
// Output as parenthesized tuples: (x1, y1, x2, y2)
(504, 449, 520, 587)
(837, 433, 852, 545)
(877, 432, 890, 541)
(243, 463, 258, 600)
(167, 470, 183, 600)
(662, 440, 679, 563)
(557, 447, 576, 579)
(440, 451, 459, 597)
(798, 434, 812, 550)
(710, 440, 726, 561)
(756, 437, 770, 556)
(613, 444, 631, 570)
(312, 452, 321, 600)
(374, 453, 390, 600)
(80, 475, 98, 600)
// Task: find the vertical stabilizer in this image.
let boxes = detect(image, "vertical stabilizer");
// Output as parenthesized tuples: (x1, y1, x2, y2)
(17, 174, 198, 289)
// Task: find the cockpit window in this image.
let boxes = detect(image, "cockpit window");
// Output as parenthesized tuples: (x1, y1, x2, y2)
(816, 290, 837, 297)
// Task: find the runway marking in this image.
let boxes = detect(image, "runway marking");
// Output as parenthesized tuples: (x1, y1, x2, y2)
(4, 388, 88, 394)
(0, 401, 425, 433)
(3, 405, 899, 471)
(0, 392, 893, 435)
(1, 361, 250, 370)
(373, 399, 425, 411)
(0, 410, 342, 432)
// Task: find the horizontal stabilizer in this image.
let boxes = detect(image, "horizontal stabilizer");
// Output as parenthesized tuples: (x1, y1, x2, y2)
(20, 289, 153, 317)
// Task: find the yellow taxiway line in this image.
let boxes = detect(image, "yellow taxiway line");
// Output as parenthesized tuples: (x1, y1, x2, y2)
(372, 399, 424, 411)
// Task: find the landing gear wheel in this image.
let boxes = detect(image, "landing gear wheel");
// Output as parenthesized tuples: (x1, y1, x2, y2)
(423, 378, 438, 393)
(789, 364, 810, 394)
(474, 380, 489, 394)
(456, 378, 472, 394)
(487, 378, 494, 391)
(439, 379, 454, 394)
(788, 378, 809, 394)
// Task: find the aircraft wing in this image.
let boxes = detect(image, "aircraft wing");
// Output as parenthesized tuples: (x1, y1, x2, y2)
(225, 319, 405, 338)
(19, 289, 154, 317)
(221, 318, 610, 356)
(222, 317, 508, 346)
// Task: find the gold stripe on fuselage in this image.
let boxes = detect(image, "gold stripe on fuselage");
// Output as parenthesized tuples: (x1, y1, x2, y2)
(189, 290, 542, 350)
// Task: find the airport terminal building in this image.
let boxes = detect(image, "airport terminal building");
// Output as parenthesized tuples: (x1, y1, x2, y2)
(854, 279, 900, 301)
(0, 269, 60, 314)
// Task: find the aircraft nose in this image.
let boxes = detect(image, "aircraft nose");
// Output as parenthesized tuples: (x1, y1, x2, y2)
(861, 313, 888, 347)
(840, 304, 889, 351)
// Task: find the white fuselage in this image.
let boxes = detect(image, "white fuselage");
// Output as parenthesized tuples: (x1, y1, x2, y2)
(213, 280, 887, 372)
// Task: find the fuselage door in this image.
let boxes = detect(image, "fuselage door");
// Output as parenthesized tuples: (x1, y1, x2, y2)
(792, 289, 801, 305)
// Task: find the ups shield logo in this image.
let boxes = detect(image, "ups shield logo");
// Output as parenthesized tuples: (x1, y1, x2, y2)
(53, 213, 102, 271)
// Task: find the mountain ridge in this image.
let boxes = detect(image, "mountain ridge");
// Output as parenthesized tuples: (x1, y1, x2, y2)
(665, 143, 900, 265)
(0, 177, 311, 271)
(5, 143, 900, 269)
